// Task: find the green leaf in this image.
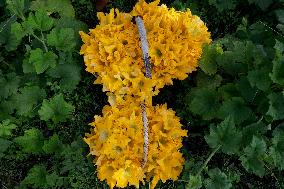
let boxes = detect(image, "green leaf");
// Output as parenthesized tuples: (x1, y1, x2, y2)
(186, 175, 202, 189)
(269, 126, 284, 170)
(237, 76, 258, 103)
(276, 10, 284, 24)
(218, 97, 252, 124)
(247, 67, 271, 91)
(47, 28, 76, 52)
(0, 72, 20, 100)
(46, 172, 63, 188)
(9, 22, 26, 49)
(0, 138, 12, 158)
(241, 121, 267, 147)
(30, 0, 75, 18)
(205, 168, 232, 189)
(240, 136, 266, 177)
(0, 119, 17, 138)
(38, 94, 74, 123)
(270, 57, 284, 85)
(26, 9, 54, 31)
(23, 164, 47, 188)
(267, 92, 284, 120)
(208, 0, 236, 11)
(205, 116, 242, 155)
(12, 86, 46, 117)
(218, 83, 240, 101)
(196, 72, 222, 89)
(28, 48, 57, 74)
(189, 88, 220, 120)
(14, 128, 44, 153)
(248, 0, 273, 10)
(199, 43, 223, 75)
(6, 0, 27, 18)
(47, 62, 81, 92)
(43, 134, 63, 154)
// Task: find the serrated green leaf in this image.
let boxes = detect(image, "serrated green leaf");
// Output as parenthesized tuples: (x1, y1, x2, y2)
(26, 9, 54, 32)
(218, 97, 252, 124)
(269, 127, 284, 170)
(28, 48, 57, 74)
(205, 116, 242, 155)
(0, 119, 17, 138)
(47, 27, 76, 52)
(38, 94, 74, 123)
(186, 175, 202, 189)
(241, 121, 267, 147)
(248, 0, 273, 10)
(189, 88, 220, 120)
(240, 136, 266, 177)
(247, 67, 271, 91)
(12, 86, 46, 117)
(46, 172, 63, 188)
(0, 72, 20, 100)
(270, 57, 284, 85)
(47, 62, 81, 92)
(6, 0, 27, 18)
(30, 0, 75, 18)
(199, 43, 223, 75)
(0, 138, 12, 158)
(14, 128, 44, 153)
(205, 168, 232, 189)
(23, 164, 47, 188)
(43, 134, 63, 154)
(9, 21, 25, 49)
(267, 92, 284, 120)
(208, 0, 236, 11)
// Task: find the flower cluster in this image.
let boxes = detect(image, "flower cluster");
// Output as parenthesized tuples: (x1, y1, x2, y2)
(84, 100, 187, 188)
(80, 0, 211, 104)
(80, 0, 210, 188)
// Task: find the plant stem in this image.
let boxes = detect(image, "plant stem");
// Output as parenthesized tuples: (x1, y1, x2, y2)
(196, 145, 221, 176)
(31, 33, 48, 52)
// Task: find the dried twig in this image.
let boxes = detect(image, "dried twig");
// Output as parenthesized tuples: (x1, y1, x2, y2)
(135, 16, 152, 168)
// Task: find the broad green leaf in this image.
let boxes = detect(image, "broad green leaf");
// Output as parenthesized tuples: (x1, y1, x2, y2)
(196, 72, 222, 89)
(47, 62, 81, 92)
(267, 92, 284, 120)
(0, 119, 17, 138)
(218, 83, 240, 101)
(248, 0, 273, 10)
(189, 88, 220, 120)
(0, 138, 12, 158)
(237, 76, 258, 103)
(241, 121, 267, 147)
(270, 57, 284, 85)
(12, 86, 46, 117)
(47, 28, 76, 52)
(28, 48, 57, 74)
(269, 125, 284, 170)
(205, 168, 232, 189)
(30, 0, 75, 18)
(9, 22, 26, 49)
(6, 0, 27, 18)
(14, 128, 44, 153)
(247, 67, 271, 91)
(205, 117, 242, 155)
(46, 172, 63, 188)
(186, 175, 202, 189)
(240, 136, 266, 177)
(208, 0, 236, 11)
(23, 164, 47, 188)
(38, 94, 74, 123)
(218, 97, 252, 124)
(26, 9, 54, 31)
(0, 72, 20, 100)
(43, 134, 63, 154)
(199, 43, 223, 75)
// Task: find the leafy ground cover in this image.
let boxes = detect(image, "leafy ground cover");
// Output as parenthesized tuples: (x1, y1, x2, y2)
(0, 0, 284, 188)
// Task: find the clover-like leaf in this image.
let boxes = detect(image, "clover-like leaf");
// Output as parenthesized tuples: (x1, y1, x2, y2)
(205, 117, 242, 155)
(38, 94, 74, 123)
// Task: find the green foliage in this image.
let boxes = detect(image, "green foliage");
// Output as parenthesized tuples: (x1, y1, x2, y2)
(0, 119, 17, 138)
(0, 138, 12, 158)
(14, 128, 44, 154)
(38, 94, 74, 123)
(204, 168, 232, 189)
(267, 92, 284, 120)
(47, 28, 76, 52)
(42, 134, 63, 154)
(269, 125, 284, 170)
(240, 136, 267, 177)
(208, 0, 236, 12)
(205, 117, 242, 155)
(186, 175, 202, 189)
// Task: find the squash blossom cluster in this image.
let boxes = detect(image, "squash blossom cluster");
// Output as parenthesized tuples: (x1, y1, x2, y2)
(80, 0, 211, 188)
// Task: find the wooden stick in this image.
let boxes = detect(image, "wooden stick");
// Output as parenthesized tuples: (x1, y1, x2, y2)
(135, 16, 152, 168)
